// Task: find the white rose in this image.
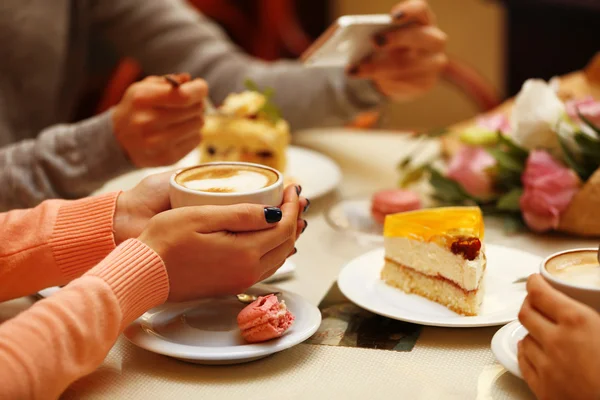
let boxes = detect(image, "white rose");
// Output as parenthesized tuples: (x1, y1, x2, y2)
(510, 79, 565, 156)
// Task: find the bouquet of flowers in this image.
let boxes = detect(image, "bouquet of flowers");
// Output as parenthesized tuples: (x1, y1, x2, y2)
(399, 78, 600, 236)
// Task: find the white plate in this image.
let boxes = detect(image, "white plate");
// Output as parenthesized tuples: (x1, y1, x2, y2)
(95, 146, 342, 200)
(37, 260, 296, 299)
(324, 196, 383, 246)
(123, 284, 321, 365)
(338, 244, 541, 327)
(491, 320, 528, 378)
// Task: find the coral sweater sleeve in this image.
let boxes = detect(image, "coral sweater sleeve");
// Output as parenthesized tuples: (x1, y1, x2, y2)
(0, 195, 170, 399)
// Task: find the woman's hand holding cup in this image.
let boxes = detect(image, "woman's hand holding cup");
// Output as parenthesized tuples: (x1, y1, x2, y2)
(139, 185, 305, 302)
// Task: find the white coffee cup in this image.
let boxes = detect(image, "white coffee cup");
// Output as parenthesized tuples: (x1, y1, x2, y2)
(540, 248, 600, 313)
(169, 162, 284, 208)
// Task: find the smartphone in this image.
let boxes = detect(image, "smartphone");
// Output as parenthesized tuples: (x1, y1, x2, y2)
(301, 14, 394, 68)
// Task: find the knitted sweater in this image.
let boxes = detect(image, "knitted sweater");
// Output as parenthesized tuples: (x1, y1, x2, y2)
(0, 192, 170, 399)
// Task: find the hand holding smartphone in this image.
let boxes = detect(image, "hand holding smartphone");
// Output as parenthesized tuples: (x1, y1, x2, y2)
(301, 15, 397, 68)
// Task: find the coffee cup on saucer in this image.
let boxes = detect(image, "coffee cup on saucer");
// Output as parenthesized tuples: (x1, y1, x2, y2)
(540, 248, 600, 312)
(169, 162, 284, 208)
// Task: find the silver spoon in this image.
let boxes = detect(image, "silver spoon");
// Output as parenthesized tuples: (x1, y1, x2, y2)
(236, 292, 281, 304)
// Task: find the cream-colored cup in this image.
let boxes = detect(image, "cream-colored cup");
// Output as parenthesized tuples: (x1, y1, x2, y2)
(169, 162, 284, 208)
(540, 248, 600, 313)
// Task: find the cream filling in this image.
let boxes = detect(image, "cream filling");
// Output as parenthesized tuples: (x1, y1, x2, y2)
(275, 301, 288, 318)
(384, 237, 485, 291)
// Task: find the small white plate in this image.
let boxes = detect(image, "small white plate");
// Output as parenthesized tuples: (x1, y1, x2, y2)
(123, 284, 321, 365)
(338, 244, 541, 327)
(96, 146, 342, 200)
(492, 320, 528, 378)
(37, 260, 296, 298)
(324, 196, 383, 245)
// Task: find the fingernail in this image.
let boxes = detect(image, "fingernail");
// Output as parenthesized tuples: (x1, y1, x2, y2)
(392, 10, 404, 20)
(348, 65, 359, 76)
(374, 33, 387, 47)
(293, 247, 298, 255)
(303, 199, 311, 213)
(264, 207, 282, 223)
(302, 219, 308, 233)
(295, 185, 302, 196)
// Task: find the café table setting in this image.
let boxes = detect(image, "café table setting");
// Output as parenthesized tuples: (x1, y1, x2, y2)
(2, 125, 598, 400)
(2, 56, 600, 399)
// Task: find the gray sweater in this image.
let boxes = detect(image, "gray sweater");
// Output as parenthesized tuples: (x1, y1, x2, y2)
(0, 0, 382, 211)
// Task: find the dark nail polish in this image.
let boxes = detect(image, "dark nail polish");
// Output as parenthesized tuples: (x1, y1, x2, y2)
(303, 199, 311, 213)
(392, 10, 404, 20)
(293, 247, 298, 255)
(302, 219, 308, 234)
(374, 33, 387, 47)
(348, 65, 359, 76)
(295, 185, 302, 196)
(264, 207, 282, 223)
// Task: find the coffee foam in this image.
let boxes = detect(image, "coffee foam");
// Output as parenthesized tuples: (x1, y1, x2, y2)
(546, 250, 600, 287)
(176, 165, 278, 193)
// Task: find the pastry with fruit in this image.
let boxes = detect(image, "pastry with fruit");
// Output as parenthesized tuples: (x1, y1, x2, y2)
(381, 207, 486, 316)
(200, 81, 290, 173)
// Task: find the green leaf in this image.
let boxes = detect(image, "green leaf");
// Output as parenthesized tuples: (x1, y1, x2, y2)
(487, 148, 525, 173)
(398, 166, 426, 188)
(244, 78, 260, 92)
(579, 112, 600, 138)
(427, 167, 473, 203)
(557, 133, 589, 180)
(459, 128, 499, 146)
(497, 133, 529, 161)
(397, 156, 412, 170)
(496, 188, 523, 211)
(244, 79, 282, 124)
(574, 132, 600, 158)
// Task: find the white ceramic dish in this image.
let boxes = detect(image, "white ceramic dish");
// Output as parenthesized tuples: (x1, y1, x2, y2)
(338, 245, 541, 327)
(324, 196, 383, 245)
(37, 260, 296, 299)
(491, 320, 528, 379)
(94, 146, 342, 200)
(123, 284, 321, 365)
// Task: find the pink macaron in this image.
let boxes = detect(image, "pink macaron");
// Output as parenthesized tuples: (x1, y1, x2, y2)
(237, 294, 295, 343)
(371, 189, 422, 224)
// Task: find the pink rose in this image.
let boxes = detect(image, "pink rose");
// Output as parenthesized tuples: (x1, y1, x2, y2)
(446, 146, 497, 198)
(566, 96, 600, 127)
(477, 114, 511, 134)
(520, 150, 581, 232)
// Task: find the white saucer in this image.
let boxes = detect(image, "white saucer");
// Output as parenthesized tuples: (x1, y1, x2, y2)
(491, 320, 528, 378)
(123, 284, 321, 365)
(37, 259, 296, 299)
(95, 146, 342, 200)
(324, 196, 383, 245)
(338, 244, 541, 327)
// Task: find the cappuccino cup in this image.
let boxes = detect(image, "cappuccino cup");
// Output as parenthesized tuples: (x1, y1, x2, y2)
(540, 248, 600, 312)
(169, 162, 284, 208)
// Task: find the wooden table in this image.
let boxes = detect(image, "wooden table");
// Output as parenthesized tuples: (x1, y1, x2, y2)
(2, 129, 596, 399)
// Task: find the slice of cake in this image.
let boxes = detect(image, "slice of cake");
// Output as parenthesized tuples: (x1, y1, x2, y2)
(381, 207, 486, 316)
(200, 83, 290, 173)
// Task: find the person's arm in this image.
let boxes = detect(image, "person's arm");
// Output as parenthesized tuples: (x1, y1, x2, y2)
(0, 111, 133, 211)
(90, 0, 384, 131)
(0, 192, 119, 301)
(0, 239, 169, 399)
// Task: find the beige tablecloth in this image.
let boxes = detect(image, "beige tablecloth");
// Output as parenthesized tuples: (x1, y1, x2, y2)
(3, 130, 596, 400)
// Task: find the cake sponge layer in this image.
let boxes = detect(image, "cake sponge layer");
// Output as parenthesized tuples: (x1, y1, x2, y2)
(384, 237, 485, 291)
(381, 260, 485, 316)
